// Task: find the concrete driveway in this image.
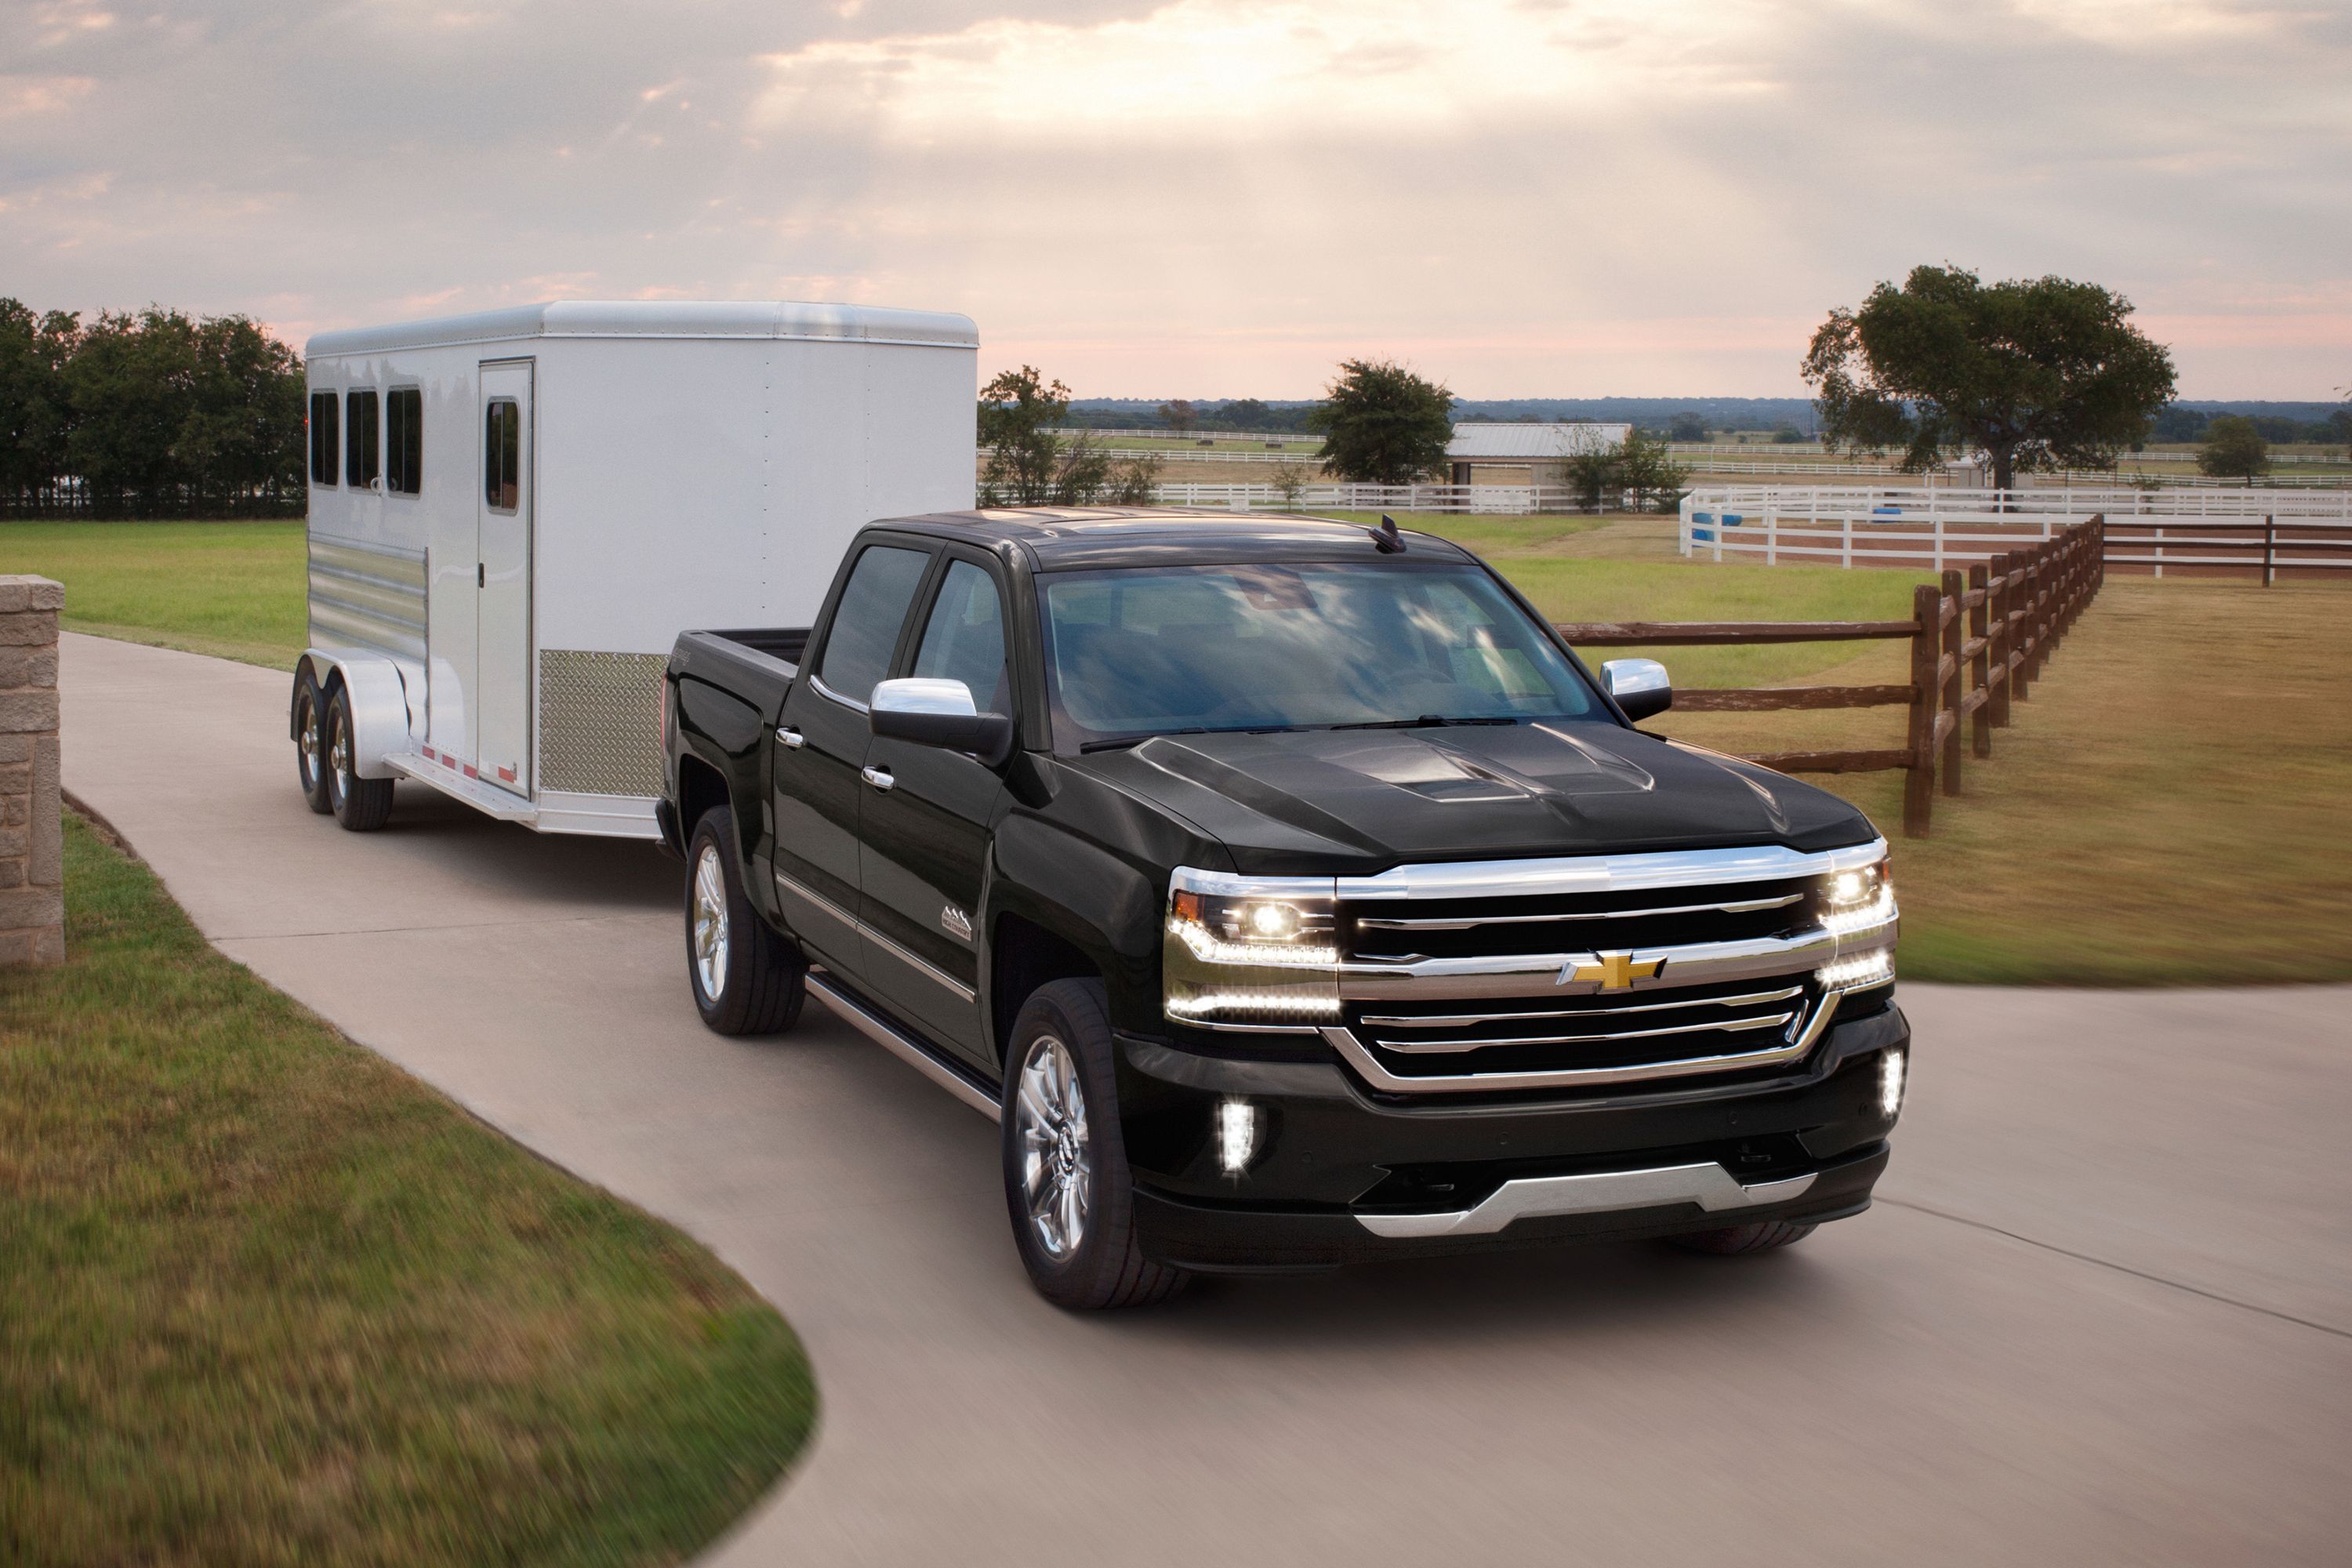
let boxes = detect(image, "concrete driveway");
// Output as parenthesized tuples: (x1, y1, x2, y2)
(59, 632, 2352, 1566)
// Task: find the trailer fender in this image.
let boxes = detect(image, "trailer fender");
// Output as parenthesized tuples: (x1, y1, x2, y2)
(296, 650, 418, 781)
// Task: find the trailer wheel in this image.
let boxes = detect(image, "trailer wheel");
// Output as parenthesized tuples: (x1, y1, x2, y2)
(292, 671, 332, 815)
(685, 806, 805, 1035)
(1666, 1220, 1816, 1256)
(323, 684, 395, 832)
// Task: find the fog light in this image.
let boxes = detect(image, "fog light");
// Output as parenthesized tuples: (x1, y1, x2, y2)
(1879, 1047, 1907, 1120)
(1218, 1097, 1261, 1175)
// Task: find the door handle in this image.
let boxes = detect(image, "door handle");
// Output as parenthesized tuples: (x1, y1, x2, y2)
(776, 726, 805, 750)
(860, 765, 894, 793)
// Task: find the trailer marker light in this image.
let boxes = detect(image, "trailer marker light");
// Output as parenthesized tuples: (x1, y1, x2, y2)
(1218, 1098, 1261, 1175)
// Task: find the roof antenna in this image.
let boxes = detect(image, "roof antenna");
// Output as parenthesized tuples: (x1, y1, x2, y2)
(1372, 514, 1406, 554)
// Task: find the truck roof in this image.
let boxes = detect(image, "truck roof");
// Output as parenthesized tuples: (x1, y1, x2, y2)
(875, 508, 1475, 569)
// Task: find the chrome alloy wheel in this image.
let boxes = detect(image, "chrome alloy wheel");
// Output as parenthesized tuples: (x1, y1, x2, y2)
(297, 695, 322, 787)
(329, 717, 351, 789)
(691, 844, 730, 1001)
(1014, 1033, 1092, 1260)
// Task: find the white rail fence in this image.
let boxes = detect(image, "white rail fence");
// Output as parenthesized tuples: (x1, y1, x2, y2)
(1152, 482, 1632, 514)
(1679, 486, 2352, 576)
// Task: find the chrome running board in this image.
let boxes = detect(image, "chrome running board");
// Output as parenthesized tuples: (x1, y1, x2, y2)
(1356, 1161, 1818, 1240)
(807, 971, 1000, 1121)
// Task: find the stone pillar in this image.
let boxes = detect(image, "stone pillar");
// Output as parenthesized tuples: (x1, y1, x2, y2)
(0, 575, 63, 967)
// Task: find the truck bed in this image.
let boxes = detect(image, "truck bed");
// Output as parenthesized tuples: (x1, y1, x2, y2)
(668, 628, 808, 718)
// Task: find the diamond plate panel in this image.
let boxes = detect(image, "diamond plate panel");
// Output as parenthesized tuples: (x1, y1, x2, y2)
(538, 650, 668, 797)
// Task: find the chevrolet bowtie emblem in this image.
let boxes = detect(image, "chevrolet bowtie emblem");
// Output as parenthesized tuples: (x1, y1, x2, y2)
(1563, 950, 1663, 991)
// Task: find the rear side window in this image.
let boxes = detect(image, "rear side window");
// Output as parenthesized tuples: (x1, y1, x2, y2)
(483, 399, 520, 510)
(911, 560, 1009, 713)
(309, 391, 339, 486)
(817, 545, 931, 706)
(387, 388, 423, 495)
(346, 389, 379, 488)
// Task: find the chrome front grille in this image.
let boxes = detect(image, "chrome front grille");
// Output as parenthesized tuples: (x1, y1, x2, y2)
(1160, 842, 1897, 1096)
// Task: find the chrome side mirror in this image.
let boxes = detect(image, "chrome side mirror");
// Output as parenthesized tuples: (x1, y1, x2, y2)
(1601, 658, 1672, 722)
(869, 677, 1014, 767)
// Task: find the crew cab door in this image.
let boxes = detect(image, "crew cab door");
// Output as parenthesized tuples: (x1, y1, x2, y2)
(770, 541, 933, 980)
(858, 553, 1012, 1070)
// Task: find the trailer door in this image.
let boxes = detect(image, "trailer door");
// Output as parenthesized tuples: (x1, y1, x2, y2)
(477, 361, 533, 797)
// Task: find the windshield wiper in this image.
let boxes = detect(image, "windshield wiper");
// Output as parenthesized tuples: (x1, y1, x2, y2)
(1080, 724, 1304, 753)
(1330, 715, 1520, 731)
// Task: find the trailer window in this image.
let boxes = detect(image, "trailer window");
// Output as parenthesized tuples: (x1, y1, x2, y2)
(345, 389, 379, 489)
(387, 388, 423, 495)
(484, 399, 520, 511)
(309, 391, 338, 487)
(911, 561, 1009, 714)
(817, 545, 929, 706)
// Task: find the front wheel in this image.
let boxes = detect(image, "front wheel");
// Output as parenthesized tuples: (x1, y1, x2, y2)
(1000, 979, 1188, 1310)
(684, 806, 805, 1036)
(323, 684, 395, 832)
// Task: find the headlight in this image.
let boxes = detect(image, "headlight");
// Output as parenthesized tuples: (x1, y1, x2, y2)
(1163, 869, 1340, 1028)
(1817, 851, 1898, 992)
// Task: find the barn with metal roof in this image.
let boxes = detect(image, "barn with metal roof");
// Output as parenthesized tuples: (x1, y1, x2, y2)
(1445, 422, 1630, 485)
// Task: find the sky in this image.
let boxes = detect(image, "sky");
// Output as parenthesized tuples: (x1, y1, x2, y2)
(3, 0, 2347, 400)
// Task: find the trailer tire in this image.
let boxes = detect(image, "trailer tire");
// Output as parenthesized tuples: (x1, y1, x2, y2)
(1666, 1220, 1816, 1256)
(323, 684, 395, 832)
(292, 671, 332, 815)
(1000, 978, 1189, 1311)
(685, 806, 805, 1036)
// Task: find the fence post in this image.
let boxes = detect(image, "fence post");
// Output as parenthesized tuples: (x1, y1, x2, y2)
(1991, 551, 2014, 728)
(1933, 514, 1944, 572)
(1766, 505, 1778, 566)
(2013, 549, 2035, 705)
(1940, 568, 1965, 796)
(1969, 561, 1992, 758)
(2264, 514, 2275, 587)
(1842, 514, 1853, 569)
(1904, 584, 1939, 836)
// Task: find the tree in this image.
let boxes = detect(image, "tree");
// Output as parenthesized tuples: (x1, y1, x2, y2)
(978, 365, 1073, 505)
(1667, 412, 1708, 443)
(1802, 265, 2176, 492)
(2324, 407, 2351, 458)
(1617, 429, 1690, 513)
(2197, 415, 2268, 485)
(0, 299, 79, 510)
(1219, 397, 1271, 430)
(1269, 459, 1314, 510)
(1157, 399, 1196, 434)
(1104, 452, 1162, 506)
(1308, 359, 1453, 485)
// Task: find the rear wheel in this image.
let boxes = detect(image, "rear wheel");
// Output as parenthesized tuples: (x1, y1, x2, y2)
(1000, 978, 1188, 1310)
(292, 672, 332, 815)
(323, 685, 395, 832)
(684, 806, 806, 1036)
(1666, 1220, 1816, 1256)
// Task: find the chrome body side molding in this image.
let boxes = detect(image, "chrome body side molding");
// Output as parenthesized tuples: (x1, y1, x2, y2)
(1356, 1161, 1820, 1239)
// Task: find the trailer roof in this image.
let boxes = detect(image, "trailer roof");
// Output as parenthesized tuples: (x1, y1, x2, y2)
(875, 507, 1477, 569)
(306, 299, 978, 358)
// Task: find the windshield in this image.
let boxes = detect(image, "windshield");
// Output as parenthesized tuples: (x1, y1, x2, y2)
(1040, 560, 1602, 751)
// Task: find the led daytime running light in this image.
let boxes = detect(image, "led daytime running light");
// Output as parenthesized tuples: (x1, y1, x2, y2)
(1817, 949, 1896, 990)
(1164, 989, 1344, 1019)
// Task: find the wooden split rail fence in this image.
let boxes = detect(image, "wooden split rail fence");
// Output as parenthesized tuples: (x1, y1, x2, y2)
(1559, 518, 2106, 836)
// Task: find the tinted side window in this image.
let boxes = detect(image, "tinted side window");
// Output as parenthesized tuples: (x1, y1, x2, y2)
(310, 391, 338, 486)
(817, 546, 930, 706)
(387, 388, 423, 495)
(484, 399, 519, 510)
(911, 560, 1009, 713)
(346, 389, 379, 488)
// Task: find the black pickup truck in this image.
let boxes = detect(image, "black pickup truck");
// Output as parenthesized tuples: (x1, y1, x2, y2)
(659, 508, 1908, 1309)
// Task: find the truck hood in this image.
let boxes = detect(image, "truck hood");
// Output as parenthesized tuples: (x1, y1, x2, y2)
(1068, 721, 1875, 873)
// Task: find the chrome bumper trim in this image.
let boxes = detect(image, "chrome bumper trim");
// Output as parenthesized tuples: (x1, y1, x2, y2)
(1359, 985, 1804, 1030)
(1370, 1011, 1795, 1054)
(1356, 1161, 1820, 1239)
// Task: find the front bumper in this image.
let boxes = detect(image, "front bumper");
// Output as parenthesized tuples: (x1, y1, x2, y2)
(1115, 1003, 1907, 1272)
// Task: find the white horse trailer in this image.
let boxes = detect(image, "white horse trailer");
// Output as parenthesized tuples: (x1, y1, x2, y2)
(293, 299, 978, 837)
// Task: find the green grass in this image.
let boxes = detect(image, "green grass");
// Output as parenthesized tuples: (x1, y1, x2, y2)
(0, 520, 307, 668)
(0, 815, 817, 1566)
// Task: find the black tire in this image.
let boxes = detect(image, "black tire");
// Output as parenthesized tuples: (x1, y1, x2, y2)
(684, 806, 806, 1036)
(1000, 978, 1189, 1311)
(292, 671, 332, 815)
(1667, 1219, 1817, 1256)
(323, 684, 395, 832)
